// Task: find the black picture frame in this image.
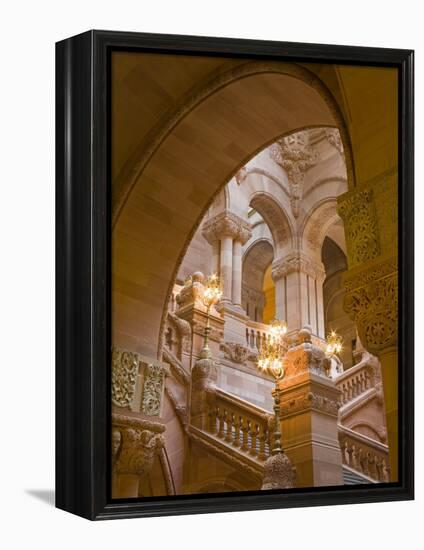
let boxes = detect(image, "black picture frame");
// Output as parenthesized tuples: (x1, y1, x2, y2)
(55, 30, 414, 521)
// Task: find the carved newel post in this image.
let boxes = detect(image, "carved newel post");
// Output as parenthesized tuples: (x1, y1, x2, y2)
(189, 274, 222, 430)
(277, 326, 343, 488)
(261, 388, 296, 490)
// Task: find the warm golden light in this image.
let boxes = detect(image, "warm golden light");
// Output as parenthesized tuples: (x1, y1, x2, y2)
(325, 330, 343, 358)
(256, 319, 288, 381)
(202, 273, 223, 310)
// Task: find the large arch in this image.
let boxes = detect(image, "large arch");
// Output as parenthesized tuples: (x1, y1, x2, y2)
(249, 192, 293, 255)
(112, 62, 352, 358)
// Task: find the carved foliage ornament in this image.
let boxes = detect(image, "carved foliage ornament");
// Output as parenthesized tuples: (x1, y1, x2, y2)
(270, 131, 319, 217)
(272, 252, 325, 282)
(280, 391, 340, 416)
(220, 341, 257, 365)
(344, 272, 398, 353)
(202, 210, 252, 245)
(142, 364, 166, 416)
(112, 348, 139, 408)
(338, 189, 380, 267)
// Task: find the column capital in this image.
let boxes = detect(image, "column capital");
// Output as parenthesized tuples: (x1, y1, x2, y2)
(202, 210, 252, 245)
(272, 251, 325, 282)
(342, 254, 398, 355)
(112, 413, 165, 475)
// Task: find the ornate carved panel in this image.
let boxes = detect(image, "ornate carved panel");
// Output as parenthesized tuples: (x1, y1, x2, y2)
(343, 258, 398, 354)
(337, 189, 380, 267)
(270, 130, 319, 217)
(112, 346, 169, 416)
(112, 348, 139, 408)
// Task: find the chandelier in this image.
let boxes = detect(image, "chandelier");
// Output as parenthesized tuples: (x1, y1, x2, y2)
(256, 319, 343, 455)
(199, 273, 223, 359)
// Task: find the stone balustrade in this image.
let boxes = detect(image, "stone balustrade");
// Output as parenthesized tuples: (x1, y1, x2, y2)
(245, 319, 273, 351)
(207, 388, 271, 461)
(338, 425, 390, 482)
(334, 355, 378, 405)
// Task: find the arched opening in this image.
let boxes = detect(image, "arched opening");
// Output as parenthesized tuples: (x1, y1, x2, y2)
(112, 63, 349, 359)
(242, 239, 274, 323)
(322, 236, 356, 368)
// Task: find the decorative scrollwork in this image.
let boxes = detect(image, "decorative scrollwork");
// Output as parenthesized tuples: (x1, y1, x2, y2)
(112, 348, 139, 408)
(344, 271, 398, 353)
(338, 189, 380, 267)
(142, 364, 166, 416)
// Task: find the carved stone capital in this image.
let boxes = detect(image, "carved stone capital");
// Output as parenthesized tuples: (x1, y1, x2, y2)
(272, 251, 326, 282)
(112, 414, 165, 476)
(337, 188, 380, 267)
(201, 210, 252, 245)
(343, 256, 398, 354)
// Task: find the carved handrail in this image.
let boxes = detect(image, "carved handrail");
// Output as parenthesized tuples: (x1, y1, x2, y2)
(206, 387, 272, 461)
(338, 424, 390, 482)
(162, 346, 190, 386)
(334, 354, 379, 405)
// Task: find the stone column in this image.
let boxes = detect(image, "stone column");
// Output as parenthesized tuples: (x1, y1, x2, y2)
(338, 182, 398, 481)
(202, 210, 252, 344)
(232, 240, 243, 307)
(277, 328, 343, 487)
(210, 240, 220, 275)
(111, 414, 165, 498)
(220, 235, 233, 303)
(272, 251, 326, 336)
(342, 254, 398, 480)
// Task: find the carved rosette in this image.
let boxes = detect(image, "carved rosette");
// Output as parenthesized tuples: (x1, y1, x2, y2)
(270, 131, 319, 217)
(112, 414, 165, 476)
(201, 210, 252, 245)
(112, 348, 139, 408)
(337, 189, 380, 267)
(343, 258, 398, 354)
(261, 452, 296, 490)
(272, 251, 326, 282)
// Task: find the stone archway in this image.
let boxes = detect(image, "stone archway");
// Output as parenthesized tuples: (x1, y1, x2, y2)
(112, 63, 350, 359)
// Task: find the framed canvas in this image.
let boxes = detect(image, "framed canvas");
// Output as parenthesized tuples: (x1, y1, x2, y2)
(55, 30, 414, 520)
